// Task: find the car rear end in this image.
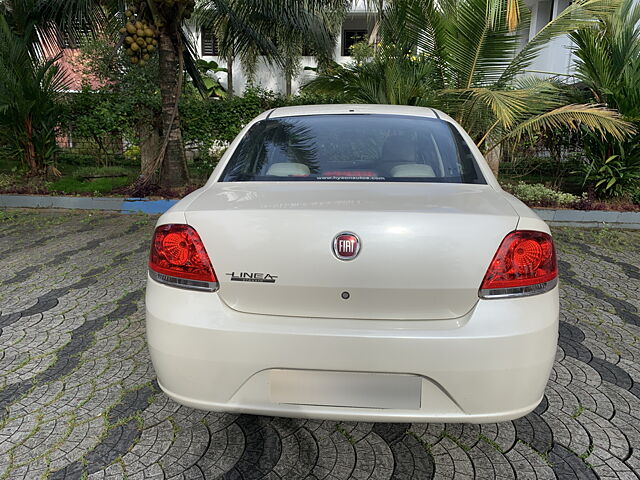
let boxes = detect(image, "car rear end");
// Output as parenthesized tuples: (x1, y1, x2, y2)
(145, 105, 559, 423)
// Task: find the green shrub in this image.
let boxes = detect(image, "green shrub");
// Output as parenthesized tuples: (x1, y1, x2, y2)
(56, 152, 98, 166)
(190, 156, 218, 180)
(124, 145, 141, 163)
(500, 157, 583, 178)
(180, 89, 267, 148)
(0, 173, 16, 189)
(72, 166, 131, 179)
(180, 87, 343, 152)
(504, 182, 580, 207)
(190, 145, 226, 179)
(578, 154, 640, 199)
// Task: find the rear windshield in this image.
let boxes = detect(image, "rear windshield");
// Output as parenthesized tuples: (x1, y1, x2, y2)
(220, 114, 485, 184)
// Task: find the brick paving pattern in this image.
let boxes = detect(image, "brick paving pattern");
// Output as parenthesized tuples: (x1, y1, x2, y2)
(0, 209, 639, 479)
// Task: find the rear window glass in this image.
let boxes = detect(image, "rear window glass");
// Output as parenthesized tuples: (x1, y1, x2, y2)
(220, 114, 485, 184)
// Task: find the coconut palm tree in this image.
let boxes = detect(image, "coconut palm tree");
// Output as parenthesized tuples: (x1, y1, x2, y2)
(136, 0, 350, 186)
(304, 0, 634, 174)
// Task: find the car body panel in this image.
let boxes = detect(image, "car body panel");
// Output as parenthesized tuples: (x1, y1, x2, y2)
(269, 104, 439, 119)
(147, 278, 559, 423)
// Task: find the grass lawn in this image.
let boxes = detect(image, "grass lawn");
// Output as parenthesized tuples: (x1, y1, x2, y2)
(47, 175, 134, 195)
(0, 154, 212, 197)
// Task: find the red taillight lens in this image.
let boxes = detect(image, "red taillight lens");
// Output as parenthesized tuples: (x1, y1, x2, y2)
(479, 231, 557, 298)
(149, 224, 218, 291)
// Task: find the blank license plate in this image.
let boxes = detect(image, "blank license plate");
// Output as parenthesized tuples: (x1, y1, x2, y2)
(270, 370, 422, 409)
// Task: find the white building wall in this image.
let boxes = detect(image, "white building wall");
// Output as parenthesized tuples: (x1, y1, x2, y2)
(524, 0, 575, 78)
(198, 50, 320, 96)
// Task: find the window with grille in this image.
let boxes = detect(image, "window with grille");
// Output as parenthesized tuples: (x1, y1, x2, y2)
(201, 30, 219, 56)
(59, 23, 91, 49)
(342, 29, 368, 56)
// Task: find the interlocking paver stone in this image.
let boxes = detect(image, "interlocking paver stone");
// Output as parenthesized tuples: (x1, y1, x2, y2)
(0, 209, 639, 479)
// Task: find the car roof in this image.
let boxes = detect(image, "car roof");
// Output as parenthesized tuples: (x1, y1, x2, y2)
(269, 104, 442, 119)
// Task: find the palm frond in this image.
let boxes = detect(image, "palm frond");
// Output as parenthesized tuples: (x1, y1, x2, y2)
(499, 0, 621, 84)
(444, 0, 522, 88)
(198, 0, 278, 63)
(0, 13, 71, 168)
(380, 0, 438, 53)
(180, 27, 208, 95)
(500, 104, 635, 147)
(198, 0, 347, 73)
(460, 88, 531, 127)
(382, 0, 451, 88)
(303, 54, 438, 105)
(487, 0, 521, 31)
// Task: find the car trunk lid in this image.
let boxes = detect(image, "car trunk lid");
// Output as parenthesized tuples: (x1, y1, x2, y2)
(185, 182, 518, 320)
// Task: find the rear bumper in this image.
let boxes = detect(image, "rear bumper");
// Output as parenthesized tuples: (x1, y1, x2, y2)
(146, 276, 558, 423)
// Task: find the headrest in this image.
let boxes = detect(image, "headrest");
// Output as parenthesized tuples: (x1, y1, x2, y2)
(266, 162, 311, 177)
(390, 164, 436, 177)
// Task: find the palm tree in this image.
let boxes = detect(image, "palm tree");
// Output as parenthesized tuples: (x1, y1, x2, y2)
(570, 0, 640, 115)
(197, 0, 349, 97)
(303, 49, 440, 104)
(0, 11, 70, 175)
(274, 3, 346, 96)
(305, 0, 634, 174)
(0, 0, 101, 55)
(569, 0, 640, 196)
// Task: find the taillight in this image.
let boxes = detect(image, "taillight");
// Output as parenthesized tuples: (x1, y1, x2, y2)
(148, 224, 218, 292)
(479, 230, 558, 299)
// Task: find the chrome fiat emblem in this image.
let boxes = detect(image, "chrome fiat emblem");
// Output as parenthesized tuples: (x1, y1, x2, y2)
(333, 232, 361, 261)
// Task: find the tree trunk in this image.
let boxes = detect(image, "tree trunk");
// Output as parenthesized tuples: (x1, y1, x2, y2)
(284, 54, 295, 96)
(285, 70, 292, 97)
(24, 117, 38, 174)
(139, 114, 162, 175)
(157, 27, 189, 189)
(485, 145, 502, 178)
(226, 57, 234, 97)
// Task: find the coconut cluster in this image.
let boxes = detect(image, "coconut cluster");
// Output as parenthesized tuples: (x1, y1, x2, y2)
(119, 6, 158, 65)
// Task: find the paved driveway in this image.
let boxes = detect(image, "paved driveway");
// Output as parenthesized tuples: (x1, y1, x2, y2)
(0, 209, 639, 480)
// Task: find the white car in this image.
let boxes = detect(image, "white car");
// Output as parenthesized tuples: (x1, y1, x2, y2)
(146, 104, 559, 423)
